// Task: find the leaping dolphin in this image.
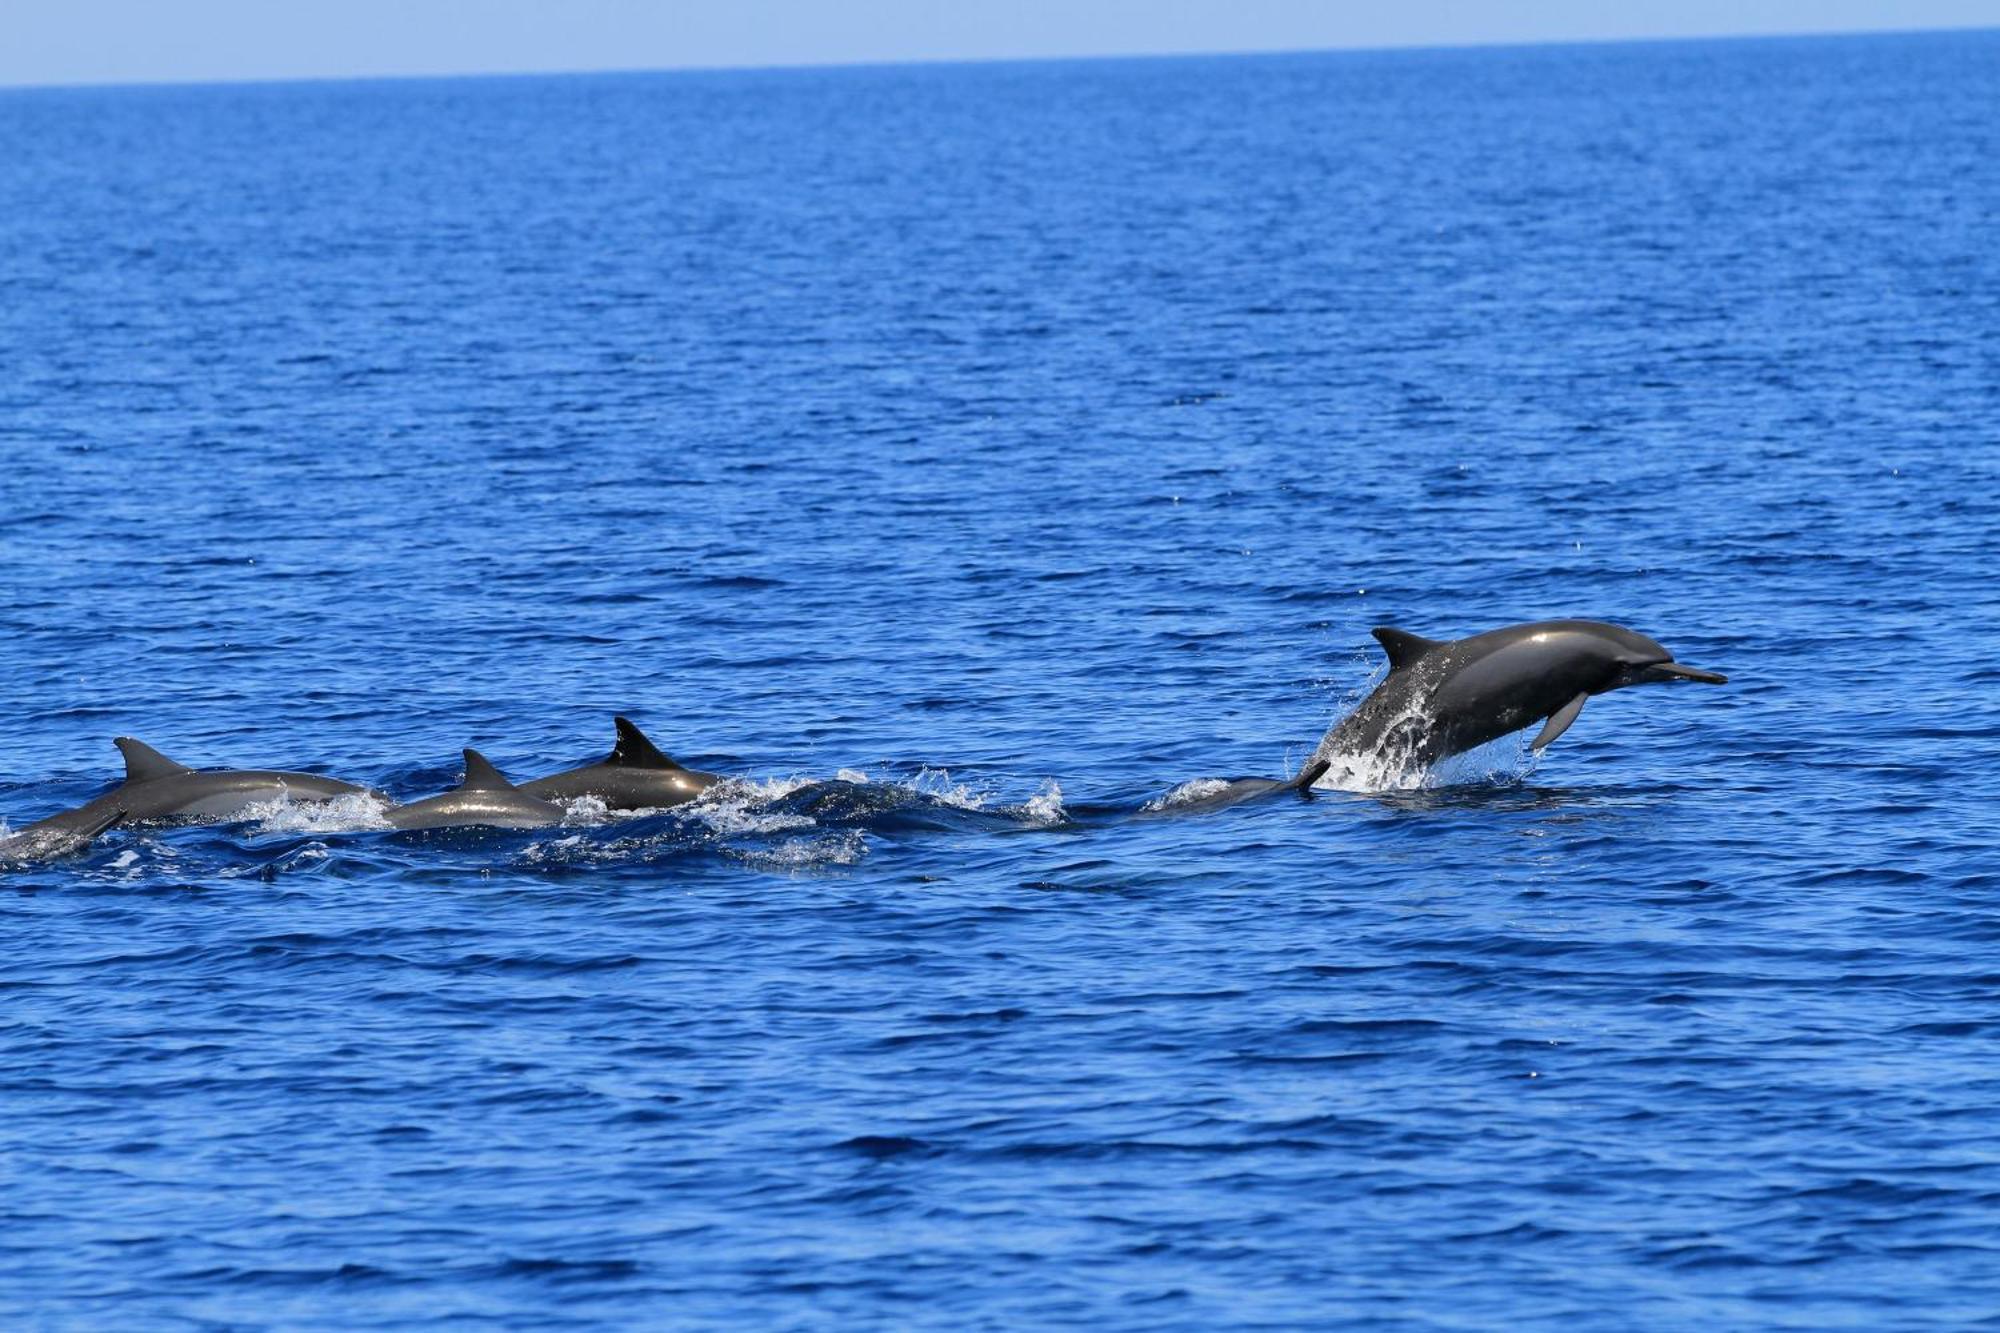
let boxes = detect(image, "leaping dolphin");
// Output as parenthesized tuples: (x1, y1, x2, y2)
(387, 750, 565, 831)
(1314, 619, 1729, 776)
(1, 736, 377, 857)
(1149, 618, 1726, 811)
(517, 717, 718, 810)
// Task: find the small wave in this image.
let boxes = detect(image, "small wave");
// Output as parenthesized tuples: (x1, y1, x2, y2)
(251, 842, 333, 879)
(515, 830, 687, 869)
(734, 831, 868, 872)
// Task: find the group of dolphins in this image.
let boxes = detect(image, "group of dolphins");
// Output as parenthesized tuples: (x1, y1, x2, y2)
(0, 619, 1728, 864)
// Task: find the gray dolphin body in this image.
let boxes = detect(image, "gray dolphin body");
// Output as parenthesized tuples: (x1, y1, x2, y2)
(388, 750, 565, 831)
(0, 805, 126, 865)
(2, 737, 375, 859)
(1314, 619, 1729, 774)
(1142, 764, 1333, 816)
(517, 717, 718, 810)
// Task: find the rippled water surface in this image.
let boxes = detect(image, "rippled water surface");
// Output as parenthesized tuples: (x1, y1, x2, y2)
(3, 31, 1998, 1329)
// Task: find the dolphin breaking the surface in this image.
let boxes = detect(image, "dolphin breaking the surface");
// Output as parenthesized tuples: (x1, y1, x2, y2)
(1312, 619, 1729, 780)
(517, 716, 718, 810)
(1, 620, 1731, 856)
(0, 804, 127, 866)
(387, 750, 566, 831)
(0, 720, 721, 861)
(0, 735, 376, 862)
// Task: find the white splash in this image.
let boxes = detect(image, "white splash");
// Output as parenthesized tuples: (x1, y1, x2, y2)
(909, 767, 986, 810)
(557, 795, 611, 826)
(1311, 722, 1535, 794)
(1143, 777, 1233, 812)
(243, 792, 394, 835)
(1314, 748, 1430, 794)
(834, 768, 870, 784)
(1021, 778, 1065, 826)
(678, 775, 818, 837)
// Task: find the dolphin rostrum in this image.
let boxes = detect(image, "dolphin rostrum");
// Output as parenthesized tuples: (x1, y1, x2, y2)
(517, 716, 719, 810)
(387, 750, 565, 831)
(1314, 619, 1729, 777)
(2, 736, 377, 853)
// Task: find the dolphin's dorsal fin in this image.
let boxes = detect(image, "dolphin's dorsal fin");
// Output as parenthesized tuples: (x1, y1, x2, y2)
(1372, 627, 1442, 673)
(457, 749, 519, 792)
(607, 716, 680, 770)
(115, 737, 194, 785)
(1531, 694, 1588, 751)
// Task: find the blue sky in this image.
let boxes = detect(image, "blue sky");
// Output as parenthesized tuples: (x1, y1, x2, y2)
(3, 0, 1993, 87)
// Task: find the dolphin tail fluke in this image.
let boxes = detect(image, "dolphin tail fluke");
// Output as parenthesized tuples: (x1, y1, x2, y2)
(115, 737, 195, 785)
(608, 716, 681, 770)
(458, 749, 520, 792)
(1287, 758, 1331, 797)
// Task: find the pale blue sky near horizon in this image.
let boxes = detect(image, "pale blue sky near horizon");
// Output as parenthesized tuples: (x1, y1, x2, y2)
(1, 0, 1994, 88)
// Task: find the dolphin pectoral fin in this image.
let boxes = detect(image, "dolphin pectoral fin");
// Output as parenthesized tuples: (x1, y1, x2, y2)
(84, 806, 128, 838)
(1531, 694, 1588, 751)
(115, 737, 195, 784)
(1372, 627, 1442, 673)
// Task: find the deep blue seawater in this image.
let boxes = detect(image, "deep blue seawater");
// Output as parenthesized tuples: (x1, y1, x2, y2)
(3, 30, 1998, 1328)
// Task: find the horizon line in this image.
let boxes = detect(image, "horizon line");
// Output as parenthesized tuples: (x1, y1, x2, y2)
(0, 21, 1991, 95)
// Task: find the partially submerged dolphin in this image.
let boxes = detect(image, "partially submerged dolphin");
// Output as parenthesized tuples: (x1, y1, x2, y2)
(1139, 763, 1332, 816)
(0, 805, 126, 866)
(2, 736, 376, 857)
(517, 717, 718, 810)
(388, 750, 565, 831)
(1314, 619, 1729, 775)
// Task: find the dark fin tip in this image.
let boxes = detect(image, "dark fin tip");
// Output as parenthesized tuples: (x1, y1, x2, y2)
(608, 716, 679, 770)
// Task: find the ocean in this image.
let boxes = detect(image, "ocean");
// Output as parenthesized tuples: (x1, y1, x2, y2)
(2, 29, 1997, 1328)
